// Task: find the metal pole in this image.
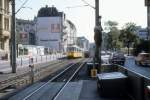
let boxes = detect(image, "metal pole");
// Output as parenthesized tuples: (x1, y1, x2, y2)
(95, 0, 99, 26)
(94, 0, 101, 73)
(147, 6, 150, 40)
(11, 0, 17, 73)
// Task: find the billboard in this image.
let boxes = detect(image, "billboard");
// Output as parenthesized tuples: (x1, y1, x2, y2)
(19, 32, 28, 44)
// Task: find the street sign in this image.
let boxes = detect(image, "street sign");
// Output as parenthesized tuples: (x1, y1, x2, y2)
(145, 0, 150, 6)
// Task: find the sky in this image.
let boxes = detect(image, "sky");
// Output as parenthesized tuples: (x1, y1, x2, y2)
(16, 0, 147, 42)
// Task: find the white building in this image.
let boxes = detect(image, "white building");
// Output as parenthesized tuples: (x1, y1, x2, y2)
(89, 43, 95, 57)
(18, 44, 45, 57)
(0, 0, 11, 59)
(77, 36, 89, 51)
(63, 20, 77, 52)
(36, 5, 77, 53)
(36, 6, 65, 53)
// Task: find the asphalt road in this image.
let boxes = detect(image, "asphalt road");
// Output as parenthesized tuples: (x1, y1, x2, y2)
(124, 56, 150, 78)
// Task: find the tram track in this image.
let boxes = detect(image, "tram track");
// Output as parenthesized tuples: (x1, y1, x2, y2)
(8, 58, 89, 100)
(0, 59, 82, 99)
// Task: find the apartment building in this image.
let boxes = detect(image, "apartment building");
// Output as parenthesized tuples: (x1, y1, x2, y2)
(36, 5, 76, 53)
(77, 36, 89, 51)
(16, 19, 36, 45)
(0, 0, 11, 59)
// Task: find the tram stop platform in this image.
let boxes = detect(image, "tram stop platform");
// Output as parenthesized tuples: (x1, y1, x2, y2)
(8, 80, 131, 100)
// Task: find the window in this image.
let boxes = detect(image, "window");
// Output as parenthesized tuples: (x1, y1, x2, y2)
(0, 40, 4, 50)
(51, 24, 60, 33)
(4, 0, 9, 14)
(0, 0, 2, 8)
(0, 15, 2, 29)
(4, 18, 9, 31)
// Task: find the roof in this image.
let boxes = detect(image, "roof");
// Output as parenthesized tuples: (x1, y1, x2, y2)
(37, 5, 63, 17)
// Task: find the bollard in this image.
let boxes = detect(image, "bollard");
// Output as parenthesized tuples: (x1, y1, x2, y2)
(21, 57, 22, 66)
(29, 58, 34, 84)
(36, 57, 37, 62)
(46, 55, 47, 62)
(41, 55, 42, 62)
(53, 54, 54, 60)
(50, 55, 51, 61)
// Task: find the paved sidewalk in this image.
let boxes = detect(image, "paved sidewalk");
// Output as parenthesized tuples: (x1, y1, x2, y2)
(0, 54, 66, 73)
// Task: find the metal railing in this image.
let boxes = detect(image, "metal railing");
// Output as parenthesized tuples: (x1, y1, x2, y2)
(101, 64, 150, 100)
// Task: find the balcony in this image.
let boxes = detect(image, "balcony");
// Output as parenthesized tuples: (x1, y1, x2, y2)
(3, 30, 10, 37)
(0, 28, 10, 38)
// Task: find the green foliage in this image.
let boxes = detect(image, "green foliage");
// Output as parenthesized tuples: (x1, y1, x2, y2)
(119, 22, 139, 48)
(104, 21, 122, 50)
(104, 20, 118, 31)
(104, 21, 141, 52)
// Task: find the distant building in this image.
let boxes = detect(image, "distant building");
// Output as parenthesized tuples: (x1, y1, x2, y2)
(36, 5, 77, 53)
(0, 0, 11, 59)
(63, 20, 77, 52)
(17, 44, 45, 57)
(36, 6, 65, 53)
(137, 28, 148, 40)
(77, 36, 89, 51)
(89, 43, 95, 57)
(16, 19, 36, 45)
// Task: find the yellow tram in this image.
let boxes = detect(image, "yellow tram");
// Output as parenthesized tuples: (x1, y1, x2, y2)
(67, 45, 83, 58)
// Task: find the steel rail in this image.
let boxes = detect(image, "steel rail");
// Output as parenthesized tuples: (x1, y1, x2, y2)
(52, 59, 87, 100)
(22, 59, 85, 100)
(0, 60, 68, 91)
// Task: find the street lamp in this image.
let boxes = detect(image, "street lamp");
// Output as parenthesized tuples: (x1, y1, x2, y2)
(81, 0, 102, 72)
(11, 0, 31, 73)
(11, 0, 16, 73)
(145, 0, 150, 40)
(94, 0, 102, 73)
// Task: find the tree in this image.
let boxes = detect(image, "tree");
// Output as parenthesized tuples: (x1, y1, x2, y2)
(119, 22, 139, 55)
(104, 21, 122, 50)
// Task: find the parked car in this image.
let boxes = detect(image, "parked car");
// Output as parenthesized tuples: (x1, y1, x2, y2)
(101, 51, 110, 64)
(135, 53, 150, 66)
(109, 52, 125, 65)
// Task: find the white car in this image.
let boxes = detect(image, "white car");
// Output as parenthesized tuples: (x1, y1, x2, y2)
(101, 51, 110, 64)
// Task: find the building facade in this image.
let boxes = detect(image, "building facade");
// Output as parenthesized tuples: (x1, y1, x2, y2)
(0, 0, 11, 59)
(16, 19, 36, 45)
(63, 20, 77, 52)
(89, 43, 95, 57)
(36, 5, 77, 53)
(137, 28, 148, 40)
(77, 36, 89, 51)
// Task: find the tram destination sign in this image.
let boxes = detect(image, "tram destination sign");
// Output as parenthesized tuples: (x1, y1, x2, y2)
(145, 0, 150, 6)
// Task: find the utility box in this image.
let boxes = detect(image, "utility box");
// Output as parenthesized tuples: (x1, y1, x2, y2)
(97, 72, 127, 97)
(87, 62, 99, 76)
(91, 68, 97, 78)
